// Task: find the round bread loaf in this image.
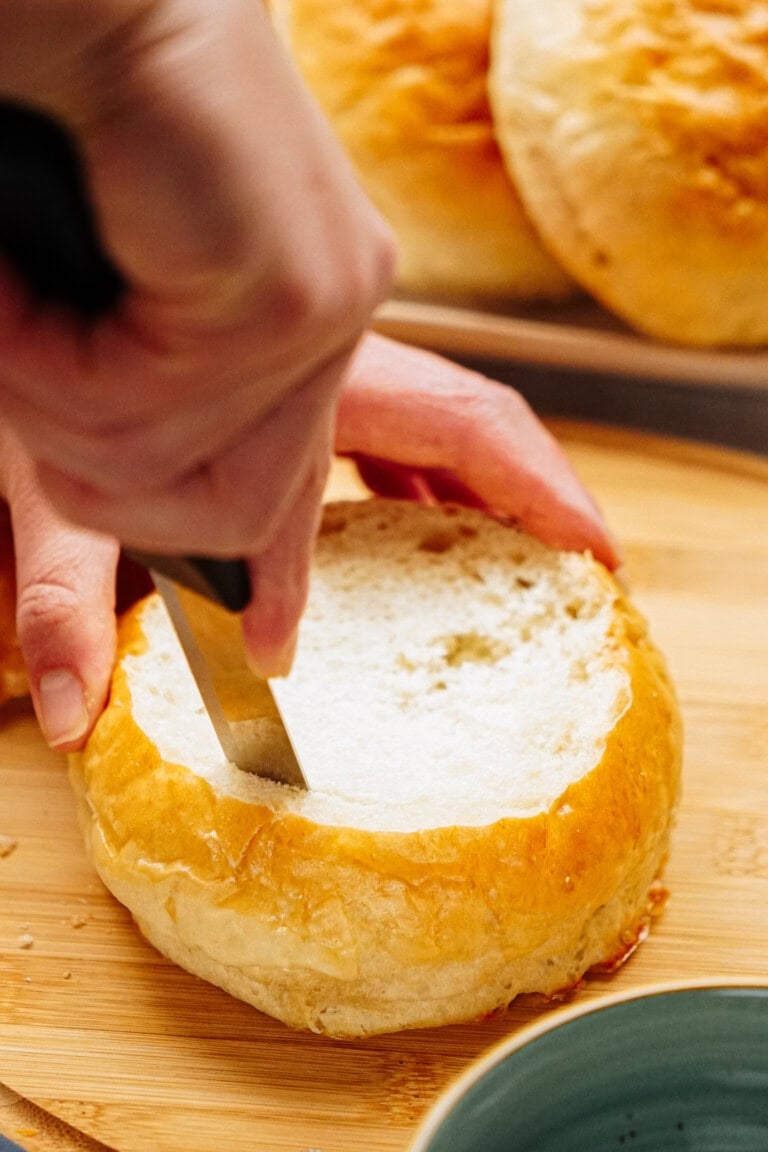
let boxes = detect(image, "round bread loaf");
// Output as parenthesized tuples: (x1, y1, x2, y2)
(490, 0, 768, 345)
(69, 499, 682, 1037)
(269, 0, 575, 300)
(0, 512, 27, 706)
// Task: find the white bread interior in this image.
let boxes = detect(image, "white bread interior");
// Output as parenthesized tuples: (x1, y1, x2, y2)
(69, 498, 682, 1037)
(268, 0, 576, 301)
(489, 0, 768, 346)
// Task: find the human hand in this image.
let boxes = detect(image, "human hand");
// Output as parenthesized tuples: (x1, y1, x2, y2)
(209, 332, 621, 678)
(0, 0, 394, 647)
(0, 333, 617, 750)
(338, 334, 618, 560)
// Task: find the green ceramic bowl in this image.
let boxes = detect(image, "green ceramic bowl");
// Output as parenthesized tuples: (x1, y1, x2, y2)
(409, 982, 768, 1152)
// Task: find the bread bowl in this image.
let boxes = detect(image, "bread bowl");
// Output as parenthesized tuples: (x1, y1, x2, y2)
(0, 510, 28, 706)
(68, 496, 682, 1037)
(268, 0, 575, 300)
(489, 0, 768, 346)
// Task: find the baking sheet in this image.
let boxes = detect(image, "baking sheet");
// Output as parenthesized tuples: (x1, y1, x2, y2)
(374, 296, 768, 390)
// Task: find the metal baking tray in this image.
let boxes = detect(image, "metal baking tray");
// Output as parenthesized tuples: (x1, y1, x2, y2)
(374, 296, 768, 392)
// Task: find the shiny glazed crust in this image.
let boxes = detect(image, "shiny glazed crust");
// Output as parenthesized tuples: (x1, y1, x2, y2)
(0, 511, 28, 705)
(269, 0, 575, 299)
(69, 504, 682, 1038)
(490, 0, 768, 345)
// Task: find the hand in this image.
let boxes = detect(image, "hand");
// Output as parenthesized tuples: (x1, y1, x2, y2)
(0, 333, 617, 751)
(339, 335, 618, 558)
(242, 333, 619, 671)
(0, 0, 394, 620)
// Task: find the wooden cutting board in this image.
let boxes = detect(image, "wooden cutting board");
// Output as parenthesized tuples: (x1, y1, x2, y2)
(1, 422, 768, 1152)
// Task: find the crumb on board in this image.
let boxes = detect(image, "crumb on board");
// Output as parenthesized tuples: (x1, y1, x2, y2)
(17, 933, 34, 950)
(70, 913, 89, 929)
(0, 834, 18, 858)
(63, 970, 72, 980)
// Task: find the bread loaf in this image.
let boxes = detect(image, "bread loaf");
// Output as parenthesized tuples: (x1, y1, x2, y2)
(269, 0, 575, 300)
(0, 512, 28, 706)
(69, 498, 681, 1037)
(490, 0, 768, 345)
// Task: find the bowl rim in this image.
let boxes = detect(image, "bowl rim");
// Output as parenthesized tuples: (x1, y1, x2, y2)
(407, 976, 768, 1152)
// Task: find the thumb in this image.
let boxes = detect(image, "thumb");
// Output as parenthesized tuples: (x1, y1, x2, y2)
(4, 443, 119, 750)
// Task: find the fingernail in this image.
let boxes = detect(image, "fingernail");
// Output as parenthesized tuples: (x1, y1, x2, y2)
(37, 670, 89, 748)
(247, 630, 298, 680)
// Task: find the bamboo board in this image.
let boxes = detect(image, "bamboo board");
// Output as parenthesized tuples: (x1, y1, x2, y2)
(1, 422, 768, 1152)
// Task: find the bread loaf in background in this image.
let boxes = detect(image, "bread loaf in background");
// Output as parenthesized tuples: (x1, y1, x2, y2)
(489, 0, 768, 346)
(271, 0, 768, 346)
(268, 0, 576, 300)
(69, 498, 682, 1038)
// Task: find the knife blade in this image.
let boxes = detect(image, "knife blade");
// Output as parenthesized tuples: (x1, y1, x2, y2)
(0, 100, 308, 788)
(130, 557, 308, 788)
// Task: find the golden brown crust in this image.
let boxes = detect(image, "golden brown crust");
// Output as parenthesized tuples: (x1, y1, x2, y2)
(69, 513, 682, 1037)
(0, 507, 28, 705)
(270, 0, 575, 299)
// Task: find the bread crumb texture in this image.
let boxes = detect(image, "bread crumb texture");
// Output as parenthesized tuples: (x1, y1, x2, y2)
(490, 0, 768, 344)
(69, 500, 682, 1036)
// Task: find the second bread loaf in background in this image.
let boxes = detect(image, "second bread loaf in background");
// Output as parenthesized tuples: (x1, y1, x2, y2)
(490, 0, 768, 346)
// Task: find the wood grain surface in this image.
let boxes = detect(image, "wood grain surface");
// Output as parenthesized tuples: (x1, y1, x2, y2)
(1, 423, 768, 1152)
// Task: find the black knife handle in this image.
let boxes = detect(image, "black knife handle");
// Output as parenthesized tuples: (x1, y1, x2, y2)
(0, 101, 252, 613)
(124, 551, 252, 613)
(0, 101, 125, 315)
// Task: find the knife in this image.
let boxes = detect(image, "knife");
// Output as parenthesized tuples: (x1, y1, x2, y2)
(125, 559, 308, 788)
(0, 100, 307, 789)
